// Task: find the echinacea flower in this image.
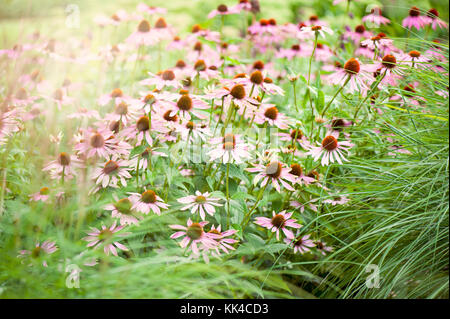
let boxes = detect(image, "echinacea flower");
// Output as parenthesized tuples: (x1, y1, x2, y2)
(331, 57, 376, 94)
(323, 195, 350, 205)
(206, 225, 238, 258)
(166, 93, 210, 120)
(284, 233, 315, 254)
(129, 189, 169, 215)
(83, 221, 129, 256)
(254, 211, 301, 240)
(278, 129, 310, 150)
(289, 163, 316, 186)
(208, 4, 239, 19)
(362, 7, 390, 26)
(29, 187, 51, 202)
(402, 50, 429, 69)
(75, 127, 130, 159)
(170, 219, 220, 256)
(247, 161, 296, 192)
(300, 25, 333, 39)
(0, 109, 20, 145)
(307, 132, 354, 166)
(18, 240, 58, 267)
(402, 6, 426, 30)
(105, 196, 143, 226)
(177, 191, 222, 220)
(127, 20, 157, 46)
(43, 152, 82, 181)
(208, 133, 250, 164)
(315, 240, 333, 256)
(423, 8, 448, 30)
(141, 70, 180, 90)
(253, 104, 289, 129)
(91, 157, 132, 189)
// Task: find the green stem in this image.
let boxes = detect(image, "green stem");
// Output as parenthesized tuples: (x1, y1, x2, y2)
(241, 183, 268, 231)
(321, 74, 351, 117)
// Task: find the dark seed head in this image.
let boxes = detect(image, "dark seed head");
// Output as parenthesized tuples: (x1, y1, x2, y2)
(322, 136, 338, 151)
(175, 59, 186, 68)
(111, 88, 123, 98)
(103, 160, 119, 175)
(290, 163, 303, 176)
(141, 190, 157, 203)
(409, 6, 420, 17)
(194, 60, 207, 71)
(154, 17, 167, 29)
(382, 54, 396, 69)
(409, 50, 421, 58)
(187, 223, 203, 240)
(177, 95, 193, 111)
(331, 119, 345, 131)
(253, 60, 264, 70)
(355, 25, 365, 33)
(137, 116, 150, 132)
(16, 88, 28, 100)
(217, 4, 228, 12)
(230, 84, 246, 99)
(265, 161, 282, 178)
(138, 20, 151, 32)
(344, 58, 360, 75)
(162, 70, 175, 81)
(115, 102, 128, 115)
(90, 133, 105, 148)
(115, 198, 132, 214)
(290, 129, 303, 140)
(427, 8, 439, 18)
(58, 152, 71, 166)
(271, 214, 286, 228)
(250, 70, 263, 84)
(264, 106, 278, 120)
(194, 41, 203, 51)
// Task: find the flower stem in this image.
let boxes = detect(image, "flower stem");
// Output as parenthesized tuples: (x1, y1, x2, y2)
(321, 74, 351, 117)
(241, 183, 268, 232)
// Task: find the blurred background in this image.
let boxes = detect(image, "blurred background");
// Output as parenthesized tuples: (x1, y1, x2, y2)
(1, 0, 448, 47)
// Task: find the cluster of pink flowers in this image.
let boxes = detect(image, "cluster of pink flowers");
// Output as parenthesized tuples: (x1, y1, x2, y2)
(3, 1, 446, 267)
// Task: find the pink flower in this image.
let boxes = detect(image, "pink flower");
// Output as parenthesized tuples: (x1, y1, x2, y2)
(208, 4, 239, 19)
(83, 222, 129, 256)
(166, 93, 209, 120)
(300, 25, 333, 39)
(18, 240, 58, 267)
(29, 187, 51, 202)
(141, 70, 180, 90)
(91, 157, 132, 189)
(315, 240, 333, 256)
(307, 132, 354, 166)
(0, 109, 20, 145)
(126, 20, 158, 46)
(75, 127, 131, 159)
(208, 133, 250, 164)
(278, 129, 311, 150)
(170, 219, 220, 256)
(289, 163, 316, 186)
(422, 8, 448, 30)
(255, 211, 301, 240)
(105, 196, 143, 226)
(331, 58, 376, 94)
(323, 195, 350, 206)
(177, 191, 222, 220)
(362, 7, 391, 26)
(247, 161, 296, 192)
(206, 225, 238, 257)
(253, 104, 289, 129)
(402, 7, 426, 30)
(120, 115, 153, 146)
(43, 152, 83, 181)
(129, 190, 169, 215)
(285, 233, 315, 254)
